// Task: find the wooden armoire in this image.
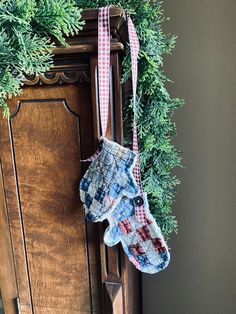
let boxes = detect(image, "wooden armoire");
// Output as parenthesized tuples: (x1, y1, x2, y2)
(0, 8, 141, 314)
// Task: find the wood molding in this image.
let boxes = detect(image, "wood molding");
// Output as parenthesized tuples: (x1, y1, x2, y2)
(0, 160, 18, 314)
(52, 8, 128, 54)
(24, 70, 90, 86)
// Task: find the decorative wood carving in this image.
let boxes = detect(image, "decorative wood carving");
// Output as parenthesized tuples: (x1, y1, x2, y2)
(24, 69, 90, 86)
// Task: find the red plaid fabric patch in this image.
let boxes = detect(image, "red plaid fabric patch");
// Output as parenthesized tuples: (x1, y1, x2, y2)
(152, 238, 166, 253)
(137, 225, 152, 241)
(129, 243, 145, 255)
(118, 219, 133, 234)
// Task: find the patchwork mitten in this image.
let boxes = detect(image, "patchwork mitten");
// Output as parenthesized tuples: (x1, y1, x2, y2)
(104, 193, 170, 274)
(80, 137, 139, 222)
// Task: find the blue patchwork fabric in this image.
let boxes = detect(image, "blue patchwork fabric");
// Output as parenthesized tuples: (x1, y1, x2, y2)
(112, 199, 135, 221)
(85, 212, 96, 222)
(80, 137, 139, 222)
(80, 178, 89, 191)
(80, 137, 170, 274)
(105, 225, 122, 246)
(84, 193, 93, 208)
(104, 193, 170, 274)
(95, 188, 106, 202)
(135, 255, 152, 267)
(109, 183, 122, 198)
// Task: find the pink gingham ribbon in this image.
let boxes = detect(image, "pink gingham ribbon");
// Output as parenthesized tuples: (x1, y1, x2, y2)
(98, 6, 111, 136)
(127, 14, 146, 224)
(82, 6, 111, 162)
(98, 7, 146, 224)
(127, 15, 142, 187)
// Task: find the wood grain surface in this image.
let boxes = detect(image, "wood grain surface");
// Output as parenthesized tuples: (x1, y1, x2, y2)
(0, 161, 18, 314)
(0, 81, 102, 313)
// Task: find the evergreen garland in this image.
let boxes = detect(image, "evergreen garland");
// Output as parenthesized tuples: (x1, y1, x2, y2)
(0, 0, 183, 240)
(0, 0, 84, 117)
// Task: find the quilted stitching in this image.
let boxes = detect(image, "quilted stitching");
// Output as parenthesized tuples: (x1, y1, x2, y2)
(80, 137, 139, 222)
(104, 193, 170, 274)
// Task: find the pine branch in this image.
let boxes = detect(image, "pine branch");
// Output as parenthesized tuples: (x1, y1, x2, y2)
(33, 0, 84, 45)
(0, 0, 84, 118)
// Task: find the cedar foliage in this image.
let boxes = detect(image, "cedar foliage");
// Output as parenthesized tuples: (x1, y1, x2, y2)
(0, 0, 183, 240)
(0, 0, 83, 117)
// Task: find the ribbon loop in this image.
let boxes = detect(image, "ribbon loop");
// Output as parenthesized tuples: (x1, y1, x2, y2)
(98, 7, 146, 224)
(98, 6, 111, 137)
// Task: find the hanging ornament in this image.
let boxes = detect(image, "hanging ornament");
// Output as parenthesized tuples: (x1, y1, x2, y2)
(80, 6, 170, 274)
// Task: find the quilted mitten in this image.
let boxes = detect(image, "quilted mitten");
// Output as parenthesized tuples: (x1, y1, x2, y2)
(104, 193, 170, 274)
(80, 137, 139, 222)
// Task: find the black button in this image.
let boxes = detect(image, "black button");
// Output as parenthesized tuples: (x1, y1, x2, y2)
(133, 196, 144, 206)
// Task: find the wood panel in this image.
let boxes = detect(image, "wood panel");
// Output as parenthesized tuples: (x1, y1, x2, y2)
(0, 81, 102, 313)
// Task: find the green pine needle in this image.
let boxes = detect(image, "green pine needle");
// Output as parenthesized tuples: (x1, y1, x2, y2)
(0, 0, 83, 117)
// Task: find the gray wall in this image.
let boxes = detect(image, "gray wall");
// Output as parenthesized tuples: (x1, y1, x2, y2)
(142, 1, 236, 313)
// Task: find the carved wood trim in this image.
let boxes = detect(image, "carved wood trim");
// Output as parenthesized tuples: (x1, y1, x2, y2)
(24, 70, 90, 86)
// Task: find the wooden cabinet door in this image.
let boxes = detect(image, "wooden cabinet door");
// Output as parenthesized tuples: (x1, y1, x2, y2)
(0, 65, 103, 313)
